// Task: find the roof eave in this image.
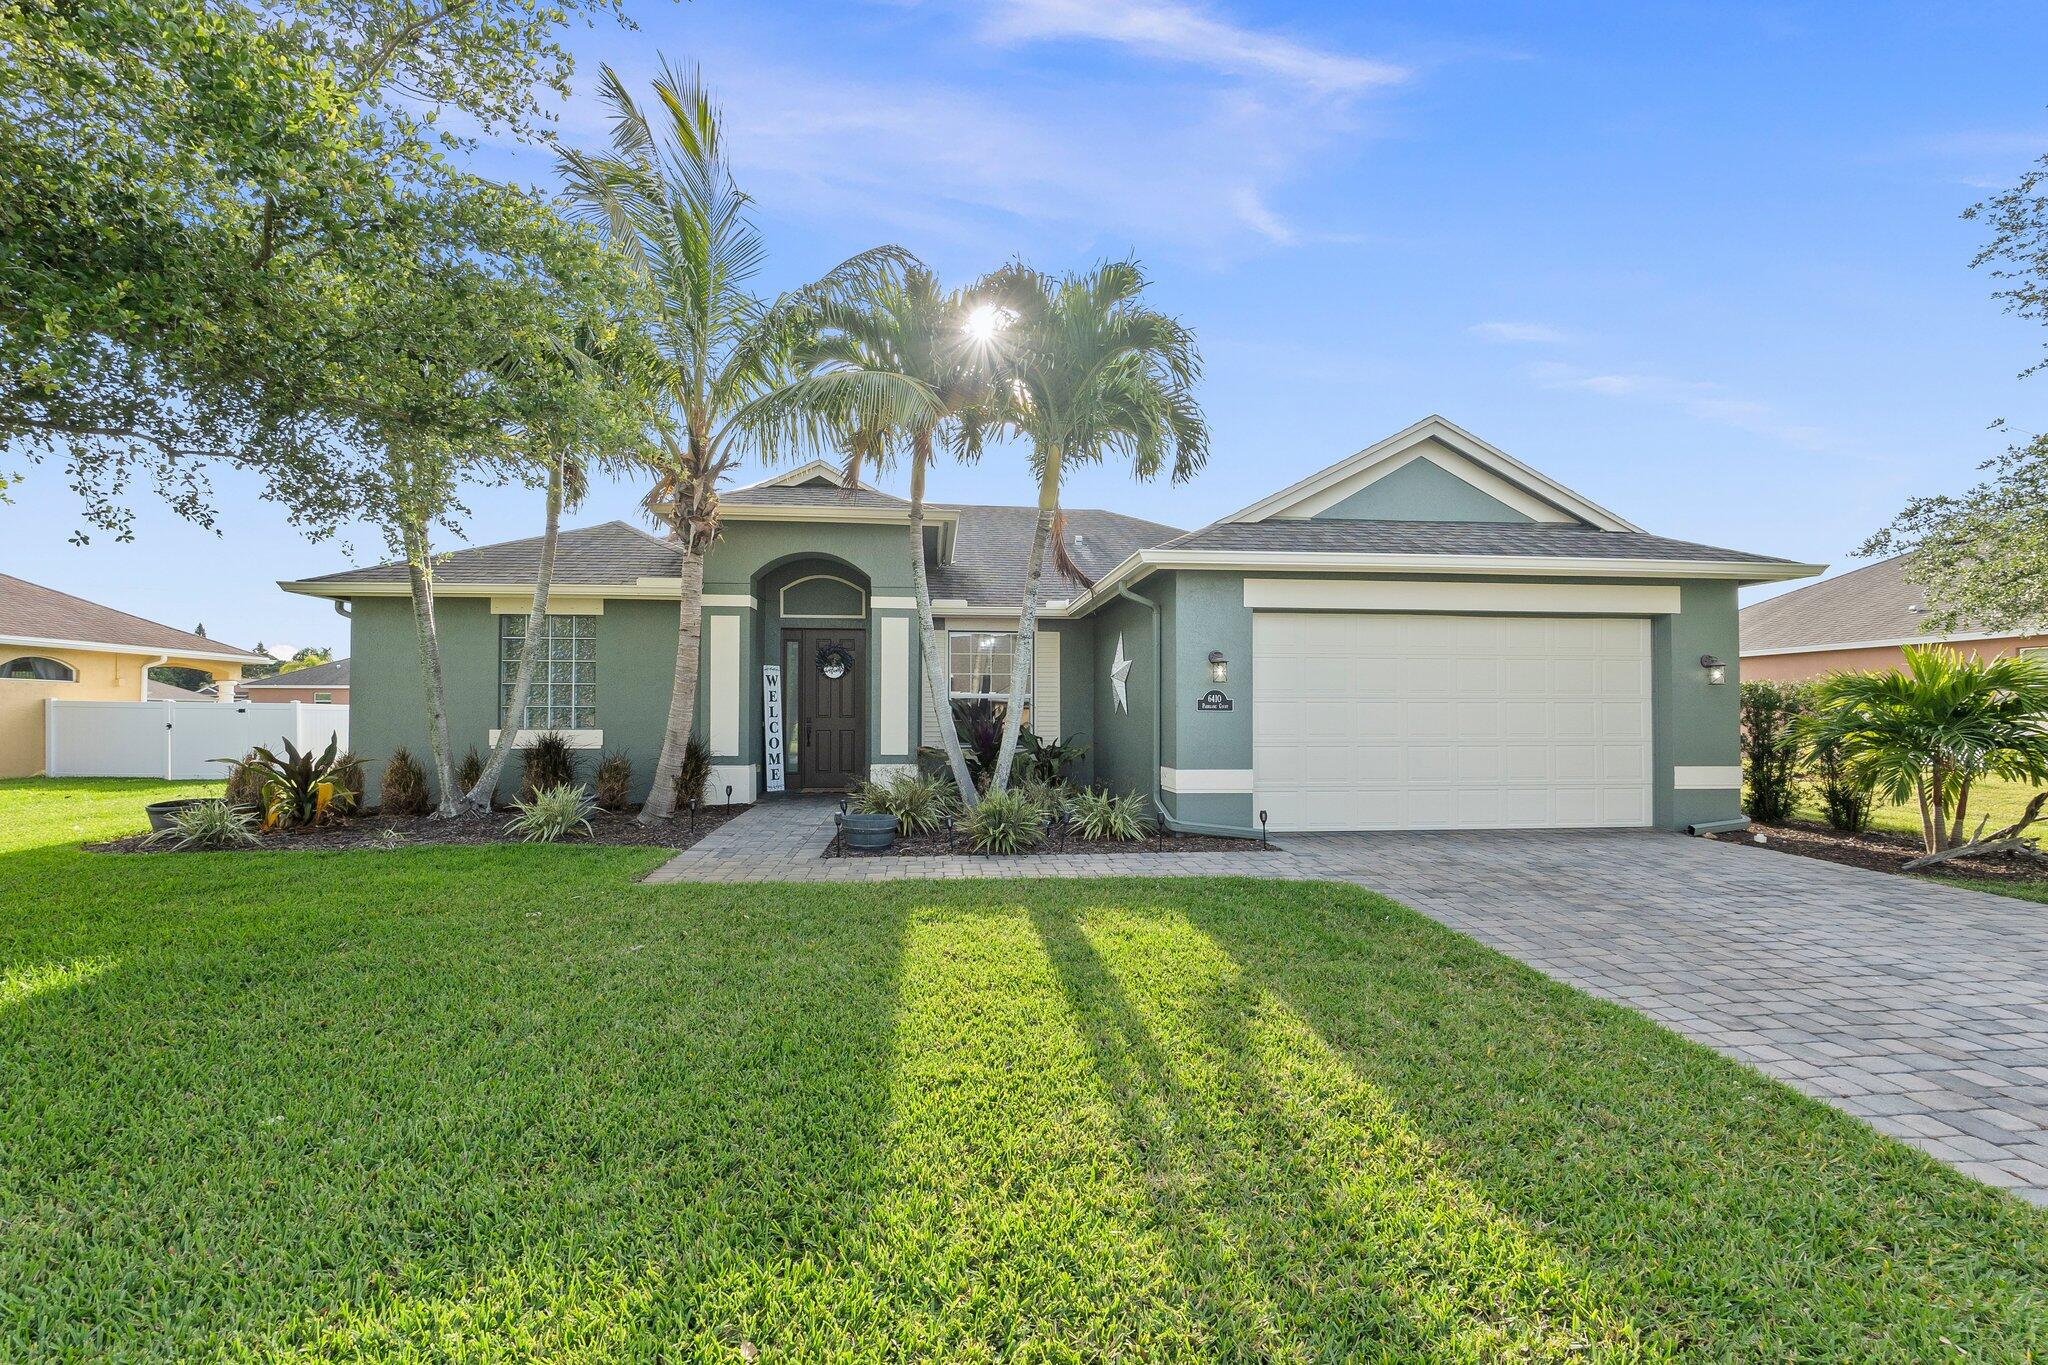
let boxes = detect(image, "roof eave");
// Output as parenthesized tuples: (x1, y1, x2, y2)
(0, 633, 265, 664)
(1064, 549, 1826, 617)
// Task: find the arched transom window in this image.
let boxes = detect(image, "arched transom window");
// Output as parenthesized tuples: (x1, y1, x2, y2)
(0, 655, 77, 682)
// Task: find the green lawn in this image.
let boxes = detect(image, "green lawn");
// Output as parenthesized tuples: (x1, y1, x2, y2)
(4, 780, 2047, 1361)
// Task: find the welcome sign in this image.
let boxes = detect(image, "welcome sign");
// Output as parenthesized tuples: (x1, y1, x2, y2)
(762, 664, 786, 794)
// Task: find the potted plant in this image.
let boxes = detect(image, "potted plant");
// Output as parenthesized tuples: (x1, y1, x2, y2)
(144, 797, 213, 833)
(841, 783, 900, 851)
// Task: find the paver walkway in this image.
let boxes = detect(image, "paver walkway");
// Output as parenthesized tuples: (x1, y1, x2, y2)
(647, 802, 2048, 1204)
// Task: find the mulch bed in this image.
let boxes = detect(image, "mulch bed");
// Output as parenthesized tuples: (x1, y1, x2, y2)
(825, 826, 1273, 858)
(91, 803, 751, 855)
(1704, 818, 2048, 886)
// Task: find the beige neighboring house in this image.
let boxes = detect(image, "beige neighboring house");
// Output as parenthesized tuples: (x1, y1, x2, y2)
(0, 573, 266, 778)
(1739, 553, 2048, 683)
(235, 657, 349, 705)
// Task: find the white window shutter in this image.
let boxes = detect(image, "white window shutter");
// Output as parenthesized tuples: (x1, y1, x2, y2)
(1032, 629, 1061, 739)
(920, 628, 943, 745)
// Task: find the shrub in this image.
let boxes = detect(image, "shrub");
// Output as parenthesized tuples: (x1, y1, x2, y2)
(220, 735, 352, 829)
(1739, 680, 1808, 823)
(381, 748, 432, 817)
(520, 731, 578, 800)
(851, 771, 957, 834)
(674, 735, 712, 808)
(1810, 733, 1876, 834)
(593, 751, 634, 812)
(506, 784, 596, 842)
(456, 745, 486, 794)
(330, 751, 365, 816)
(223, 752, 265, 812)
(965, 787, 1047, 853)
(1017, 774, 1065, 816)
(144, 799, 258, 850)
(1015, 731, 1087, 787)
(1066, 787, 1153, 842)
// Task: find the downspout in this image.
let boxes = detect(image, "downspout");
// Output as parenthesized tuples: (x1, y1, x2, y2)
(137, 653, 168, 701)
(1112, 583, 1262, 840)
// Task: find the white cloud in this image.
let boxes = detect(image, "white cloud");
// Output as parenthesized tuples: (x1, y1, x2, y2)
(1470, 320, 1570, 345)
(977, 0, 1409, 94)
(1527, 360, 1836, 453)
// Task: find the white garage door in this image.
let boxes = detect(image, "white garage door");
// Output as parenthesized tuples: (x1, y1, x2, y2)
(1252, 613, 1652, 832)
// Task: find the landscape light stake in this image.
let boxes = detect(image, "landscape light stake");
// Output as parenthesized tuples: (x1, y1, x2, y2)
(724, 784, 733, 810)
(689, 796, 699, 831)
(1259, 809, 1268, 849)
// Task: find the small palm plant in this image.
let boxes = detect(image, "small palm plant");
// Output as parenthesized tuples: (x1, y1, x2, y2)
(1798, 645, 2048, 861)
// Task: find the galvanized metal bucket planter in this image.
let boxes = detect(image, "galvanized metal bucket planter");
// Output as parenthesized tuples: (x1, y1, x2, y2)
(839, 812, 898, 852)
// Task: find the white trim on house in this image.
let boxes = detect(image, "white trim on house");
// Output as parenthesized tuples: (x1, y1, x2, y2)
(879, 615, 910, 756)
(741, 459, 857, 489)
(1741, 630, 2030, 656)
(701, 593, 758, 609)
(1673, 765, 1741, 790)
(872, 596, 919, 610)
(487, 595, 605, 617)
(707, 764, 756, 804)
(487, 728, 604, 749)
(1061, 548, 1825, 619)
(1160, 766, 1257, 794)
(0, 634, 262, 666)
(777, 573, 866, 620)
(707, 615, 741, 754)
(1242, 578, 1681, 615)
(1220, 415, 1643, 531)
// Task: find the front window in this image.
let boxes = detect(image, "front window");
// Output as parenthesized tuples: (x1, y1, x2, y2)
(948, 630, 1029, 728)
(499, 615, 597, 729)
(313, 691, 333, 704)
(1, 655, 76, 682)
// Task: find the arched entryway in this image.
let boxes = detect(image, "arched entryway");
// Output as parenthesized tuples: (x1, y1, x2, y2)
(753, 556, 871, 792)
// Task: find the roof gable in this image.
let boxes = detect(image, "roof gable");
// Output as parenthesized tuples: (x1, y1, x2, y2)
(1310, 450, 1537, 523)
(1224, 416, 1640, 532)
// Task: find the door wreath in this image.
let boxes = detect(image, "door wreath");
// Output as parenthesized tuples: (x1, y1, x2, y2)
(816, 642, 855, 680)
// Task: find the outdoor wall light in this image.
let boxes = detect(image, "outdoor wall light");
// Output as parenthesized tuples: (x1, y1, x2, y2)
(1208, 650, 1229, 684)
(1700, 655, 1728, 686)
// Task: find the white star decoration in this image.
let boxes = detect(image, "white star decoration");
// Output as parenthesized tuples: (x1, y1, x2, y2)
(1110, 633, 1132, 713)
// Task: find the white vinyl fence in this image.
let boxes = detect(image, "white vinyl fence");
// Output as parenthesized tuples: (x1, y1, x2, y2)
(45, 700, 351, 780)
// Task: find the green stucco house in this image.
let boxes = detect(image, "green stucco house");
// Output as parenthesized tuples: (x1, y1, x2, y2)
(282, 416, 1821, 834)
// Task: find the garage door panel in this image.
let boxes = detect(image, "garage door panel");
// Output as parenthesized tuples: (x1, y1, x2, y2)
(1254, 611, 1652, 832)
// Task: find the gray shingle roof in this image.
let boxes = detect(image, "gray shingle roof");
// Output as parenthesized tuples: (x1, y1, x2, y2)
(240, 656, 352, 689)
(928, 505, 1184, 605)
(0, 574, 265, 660)
(147, 679, 212, 700)
(1738, 554, 1991, 651)
(291, 521, 681, 589)
(1160, 519, 1798, 564)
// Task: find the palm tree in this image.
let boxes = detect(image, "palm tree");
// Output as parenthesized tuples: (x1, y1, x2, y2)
(1799, 645, 2048, 856)
(558, 61, 915, 821)
(973, 259, 1208, 793)
(773, 265, 1000, 804)
(461, 322, 663, 812)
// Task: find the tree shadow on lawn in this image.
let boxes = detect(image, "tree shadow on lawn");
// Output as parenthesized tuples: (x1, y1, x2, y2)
(1168, 877, 2048, 1360)
(1030, 897, 1659, 1361)
(0, 850, 916, 1358)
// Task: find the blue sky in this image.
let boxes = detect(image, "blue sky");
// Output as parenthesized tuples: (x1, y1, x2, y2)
(9, 0, 2048, 654)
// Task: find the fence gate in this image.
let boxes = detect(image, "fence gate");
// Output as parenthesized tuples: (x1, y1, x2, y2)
(44, 700, 351, 780)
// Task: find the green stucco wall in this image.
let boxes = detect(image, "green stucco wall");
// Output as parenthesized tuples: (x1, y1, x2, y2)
(1312, 457, 1537, 523)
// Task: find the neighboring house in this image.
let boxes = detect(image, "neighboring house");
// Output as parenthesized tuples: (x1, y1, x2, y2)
(146, 679, 211, 701)
(282, 416, 1819, 833)
(1739, 553, 2048, 683)
(0, 573, 266, 777)
(236, 657, 350, 705)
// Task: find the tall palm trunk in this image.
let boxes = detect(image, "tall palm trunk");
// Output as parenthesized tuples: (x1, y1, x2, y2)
(640, 516, 709, 822)
(908, 434, 978, 805)
(989, 448, 1058, 793)
(464, 457, 564, 811)
(400, 516, 460, 816)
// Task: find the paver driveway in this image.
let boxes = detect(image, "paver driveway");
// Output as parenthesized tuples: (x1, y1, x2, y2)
(1290, 830, 2048, 1205)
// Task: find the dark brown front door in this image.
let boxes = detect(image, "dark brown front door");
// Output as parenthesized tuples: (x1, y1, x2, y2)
(790, 628, 864, 791)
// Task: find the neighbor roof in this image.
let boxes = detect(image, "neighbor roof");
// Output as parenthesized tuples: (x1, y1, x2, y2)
(1737, 554, 2024, 653)
(0, 574, 264, 662)
(147, 679, 212, 701)
(1162, 520, 1798, 564)
(240, 657, 351, 689)
(928, 506, 1184, 607)
(289, 521, 681, 590)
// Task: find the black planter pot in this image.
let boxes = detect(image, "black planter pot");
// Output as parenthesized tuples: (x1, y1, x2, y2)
(840, 812, 898, 852)
(144, 798, 210, 833)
